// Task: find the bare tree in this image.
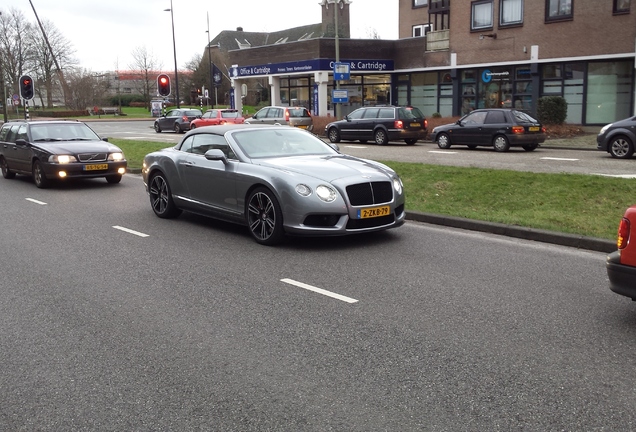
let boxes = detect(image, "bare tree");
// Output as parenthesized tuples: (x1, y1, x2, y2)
(365, 27, 381, 40)
(27, 19, 76, 108)
(128, 46, 162, 110)
(0, 8, 33, 97)
(64, 68, 108, 111)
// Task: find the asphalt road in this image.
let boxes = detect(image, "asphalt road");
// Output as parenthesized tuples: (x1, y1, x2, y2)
(0, 173, 635, 430)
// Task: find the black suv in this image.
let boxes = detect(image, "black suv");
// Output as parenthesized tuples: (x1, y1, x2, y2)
(325, 106, 427, 145)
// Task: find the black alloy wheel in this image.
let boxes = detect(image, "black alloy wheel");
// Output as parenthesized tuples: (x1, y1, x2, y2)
(148, 172, 182, 218)
(1, 157, 16, 179)
(173, 123, 181, 133)
(32, 160, 50, 188)
(246, 187, 284, 246)
(154, 122, 162, 133)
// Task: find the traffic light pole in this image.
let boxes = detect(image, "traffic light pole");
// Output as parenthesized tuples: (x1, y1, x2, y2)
(24, 100, 29, 120)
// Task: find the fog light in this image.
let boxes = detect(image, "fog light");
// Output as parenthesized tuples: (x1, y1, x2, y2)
(117, 168, 126, 175)
(58, 171, 67, 178)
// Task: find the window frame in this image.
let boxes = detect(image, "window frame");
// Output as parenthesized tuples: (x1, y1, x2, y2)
(413, 0, 428, 7)
(613, 0, 630, 14)
(545, 0, 573, 22)
(471, 0, 494, 31)
(412, 24, 432, 37)
(500, 0, 524, 26)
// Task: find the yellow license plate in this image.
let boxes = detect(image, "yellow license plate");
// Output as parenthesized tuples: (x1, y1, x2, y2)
(84, 163, 108, 171)
(410, 122, 421, 127)
(529, 126, 540, 132)
(296, 125, 307, 129)
(358, 205, 390, 219)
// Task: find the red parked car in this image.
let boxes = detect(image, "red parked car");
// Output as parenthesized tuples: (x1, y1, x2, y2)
(607, 204, 636, 299)
(190, 109, 244, 129)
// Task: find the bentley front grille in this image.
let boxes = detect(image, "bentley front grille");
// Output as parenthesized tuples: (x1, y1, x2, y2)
(346, 181, 393, 206)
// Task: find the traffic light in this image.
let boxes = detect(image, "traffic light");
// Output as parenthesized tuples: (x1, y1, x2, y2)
(19, 75, 34, 100)
(157, 74, 171, 97)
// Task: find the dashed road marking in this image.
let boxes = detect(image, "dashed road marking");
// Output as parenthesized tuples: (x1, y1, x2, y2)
(113, 226, 149, 237)
(281, 278, 358, 303)
(25, 198, 47, 205)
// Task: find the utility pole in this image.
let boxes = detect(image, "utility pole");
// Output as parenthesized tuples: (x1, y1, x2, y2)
(28, 0, 73, 108)
(0, 11, 8, 123)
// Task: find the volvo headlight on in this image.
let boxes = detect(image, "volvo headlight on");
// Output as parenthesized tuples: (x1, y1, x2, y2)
(49, 155, 77, 164)
(108, 152, 124, 161)
(316, 185, 337, 202)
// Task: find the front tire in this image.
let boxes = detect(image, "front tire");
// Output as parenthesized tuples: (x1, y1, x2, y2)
(33, 160, 50, 188)
(493, 135, 510, 152)
(609, 136, 634, 159)
(106, 174, 122, 184)
(1, 157, 16, 179)
(148, 172, 182, 218)
(247, 187, 284, 246)
(436, 133, 451, 149)
(154, 122, 162, 133)
(328, 127, 341, 143)
(190, 124, 197, 130)
(374, 129, 389, 145)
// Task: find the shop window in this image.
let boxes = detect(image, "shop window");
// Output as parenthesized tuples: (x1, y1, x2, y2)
(542, 80, 562, 94)
(546, 0, 573, 22)
(413, 0, 428, 6)
(500, 0, 523, 26)
(472, 1, 494, 30)
(613, 0, 630, 13)
(542, 64, 562, 79)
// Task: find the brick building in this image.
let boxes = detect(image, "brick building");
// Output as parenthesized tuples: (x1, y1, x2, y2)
(213, 0, 635, 125)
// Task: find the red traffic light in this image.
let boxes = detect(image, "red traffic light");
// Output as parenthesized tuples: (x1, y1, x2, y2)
(19, 74, 34, 100)
(157, 74, 171, 97)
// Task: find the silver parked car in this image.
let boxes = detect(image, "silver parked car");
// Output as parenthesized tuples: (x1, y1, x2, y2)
(141, 124, 405, 245)
(245, 106, 313, 131)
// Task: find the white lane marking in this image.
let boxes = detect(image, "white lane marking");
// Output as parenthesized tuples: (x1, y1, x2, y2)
(429, 150, 458, 154)
(25, 198, 47, 205)
(344, 145, 368, 149)
(540, 157, 579, 161)
(281, 278, 359, 304)
(112, 225, 149, 237)
(592, 173, 636, 179)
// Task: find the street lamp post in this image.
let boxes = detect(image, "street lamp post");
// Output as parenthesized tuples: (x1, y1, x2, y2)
(206, 12, 214, 108)
(164, 0, 180, 108)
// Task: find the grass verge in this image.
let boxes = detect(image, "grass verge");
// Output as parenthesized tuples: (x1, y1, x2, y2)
(111, 139, 632, 241)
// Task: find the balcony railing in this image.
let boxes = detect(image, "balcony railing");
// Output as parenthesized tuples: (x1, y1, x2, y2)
(429, 0, 450, 13)
(426, 29, 449, 51)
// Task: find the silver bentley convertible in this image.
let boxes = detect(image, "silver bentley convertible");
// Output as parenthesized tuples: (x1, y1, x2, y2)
(141, 124, 405, 245)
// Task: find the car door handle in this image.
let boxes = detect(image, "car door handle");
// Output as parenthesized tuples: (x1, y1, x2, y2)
(181, 161, 196, 167)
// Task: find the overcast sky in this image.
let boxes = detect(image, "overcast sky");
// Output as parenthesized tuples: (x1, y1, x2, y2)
(2, 0, 399, 72)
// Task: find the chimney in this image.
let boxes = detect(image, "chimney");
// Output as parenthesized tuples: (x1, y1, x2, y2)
(321, 0, 351, 38)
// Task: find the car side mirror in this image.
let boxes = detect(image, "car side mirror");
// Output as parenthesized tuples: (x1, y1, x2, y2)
(102, 137, 109, 142)
(204, 149, 228, 164)
(345, 115, 351, 122)
(15, 138, 28, 146)
(329, 143, 340, 152)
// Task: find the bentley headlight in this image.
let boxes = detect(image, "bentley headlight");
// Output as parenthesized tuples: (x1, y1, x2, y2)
(316, 185, 337, 202)
(49, 155, 77, 164)
(108, 152, 124, 161)
(295, 184, 312, 197)
(393, 177, 403, 195)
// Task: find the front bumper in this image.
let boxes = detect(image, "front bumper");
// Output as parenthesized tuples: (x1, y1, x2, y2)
(606, 251, 636, 299)
(43, 161, 128, 179)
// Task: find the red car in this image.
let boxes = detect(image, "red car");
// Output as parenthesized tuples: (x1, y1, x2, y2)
(190, 109, 244, 129)
(607, 204, 636, 299)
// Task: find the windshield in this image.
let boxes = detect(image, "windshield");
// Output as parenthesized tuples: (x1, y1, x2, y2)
(29, 123, 101, 142)
(232, 128, 337, 159)
(221, 111, 240, 118)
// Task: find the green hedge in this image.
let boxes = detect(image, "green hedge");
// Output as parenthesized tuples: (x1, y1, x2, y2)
(537, 96, 568, 125)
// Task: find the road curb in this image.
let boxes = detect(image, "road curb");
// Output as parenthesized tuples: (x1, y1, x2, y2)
(406, 210, 615, 253)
